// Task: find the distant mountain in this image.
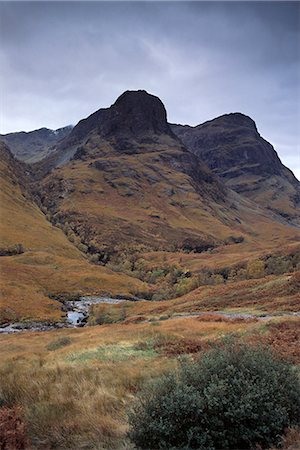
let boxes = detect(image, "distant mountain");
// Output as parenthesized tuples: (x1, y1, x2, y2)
(171, 114, 300, 225)
(34, 90, 298, 263)
(36, 90, 179, 172)
(0, 125, 73, 163)
(37, 90, 237, 256)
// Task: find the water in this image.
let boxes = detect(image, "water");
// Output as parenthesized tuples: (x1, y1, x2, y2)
(0, 296, 128, 333)
(64, 296, 127, 327)
(1, 294, 299, 334)
(67, 311, 86, 325)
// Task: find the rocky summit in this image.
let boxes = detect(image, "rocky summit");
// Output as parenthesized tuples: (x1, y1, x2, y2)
(172, 113, 300, 224)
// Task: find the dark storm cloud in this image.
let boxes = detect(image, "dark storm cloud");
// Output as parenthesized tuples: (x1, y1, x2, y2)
(0, 1, 299, 178)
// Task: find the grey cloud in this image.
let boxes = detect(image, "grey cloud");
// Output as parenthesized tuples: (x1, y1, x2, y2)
(0, 1, 299, 179)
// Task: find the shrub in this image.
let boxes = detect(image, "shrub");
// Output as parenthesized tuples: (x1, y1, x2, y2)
(89, 254, 100, 264)
(128, 342, 300, 449)
(77, 243, 88, 253)
(246, 259, 265, 279)
(266, 256, 293, 276)
(287, 271, 300, 294)
(0, 406, 29, 449)
(88, 304, 127, 325)
(67, 232, 76, 243)
(0, 243, 24, 257)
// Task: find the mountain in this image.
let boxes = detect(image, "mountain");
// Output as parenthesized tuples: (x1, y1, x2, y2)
(35, 91, 299, 267)
(171, 114, 300, 225)
(35, 90, 180, 172)
(0, 125, 73, 163)
(1, 91, 299, 324)
(0, 141, 144, 324)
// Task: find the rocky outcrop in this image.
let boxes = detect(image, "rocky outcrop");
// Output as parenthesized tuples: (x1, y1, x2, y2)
(172, 113, 300, 224)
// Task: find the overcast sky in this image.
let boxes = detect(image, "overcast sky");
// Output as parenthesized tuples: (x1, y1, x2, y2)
(0, 1, 299, 178)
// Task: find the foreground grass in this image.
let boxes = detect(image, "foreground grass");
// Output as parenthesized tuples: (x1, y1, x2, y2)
(0, 316, 299, 448)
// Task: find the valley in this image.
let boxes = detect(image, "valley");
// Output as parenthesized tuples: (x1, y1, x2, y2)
(0, 90, 299, 449)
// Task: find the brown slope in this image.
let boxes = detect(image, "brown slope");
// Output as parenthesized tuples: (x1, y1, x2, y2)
(36, 91, 299, 267)
(171, 114, 300, 225)
(0, 141, 144, 323)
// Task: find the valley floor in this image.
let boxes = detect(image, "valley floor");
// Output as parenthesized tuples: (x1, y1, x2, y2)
(0, 308, 299, 449)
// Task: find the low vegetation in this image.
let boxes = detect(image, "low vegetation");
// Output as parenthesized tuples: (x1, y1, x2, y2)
(0, 319, 299, 449)
(0, 243, 24, 257)
(46, 336, 72, 351)
(129, 342, 300, 450)
(0, 405, 28, 450)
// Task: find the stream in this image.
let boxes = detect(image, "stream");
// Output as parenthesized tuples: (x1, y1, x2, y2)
(65, 296, 126, 326)
(0, 296, 126, 334)
(0, 296, 299, 334)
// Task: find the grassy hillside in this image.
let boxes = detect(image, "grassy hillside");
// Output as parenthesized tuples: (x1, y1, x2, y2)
(0, 142, 145, 323)
(39, 139, 300, 266)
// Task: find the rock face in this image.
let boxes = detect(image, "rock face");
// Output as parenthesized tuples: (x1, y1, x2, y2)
(46, 90, 175, 166)
(1, 126, 73, 163)
(0, 141, 31, 196)
(172, 114, 300, 224)
(67, 90, 171, 142)
(98, 90, 171, 138)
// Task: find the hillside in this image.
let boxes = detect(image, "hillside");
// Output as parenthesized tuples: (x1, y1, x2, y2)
(0, 126, 73, 163)
(172, 114, 300, 225)
(0, 141, 144, 323)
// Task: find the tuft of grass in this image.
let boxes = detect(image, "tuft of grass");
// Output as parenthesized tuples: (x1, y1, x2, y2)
(46, 336, 72, 351)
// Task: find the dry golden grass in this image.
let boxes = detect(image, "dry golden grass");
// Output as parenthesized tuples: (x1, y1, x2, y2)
(1, 315, 299, 448)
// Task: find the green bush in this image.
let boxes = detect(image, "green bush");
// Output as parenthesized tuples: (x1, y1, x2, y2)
(128, 342, 300, 449)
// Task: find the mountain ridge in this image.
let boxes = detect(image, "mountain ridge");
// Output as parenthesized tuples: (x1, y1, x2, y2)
(0, 125, 73, 163)
(171, 112, 300, 225)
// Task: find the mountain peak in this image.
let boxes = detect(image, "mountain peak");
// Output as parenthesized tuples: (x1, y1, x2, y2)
(114, 89, 155, 104)
(200, 112, 258, 132)
(102, 89, 170, 137)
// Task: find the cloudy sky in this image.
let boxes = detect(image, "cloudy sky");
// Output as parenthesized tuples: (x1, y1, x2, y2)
(0, 1, 299, 178)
